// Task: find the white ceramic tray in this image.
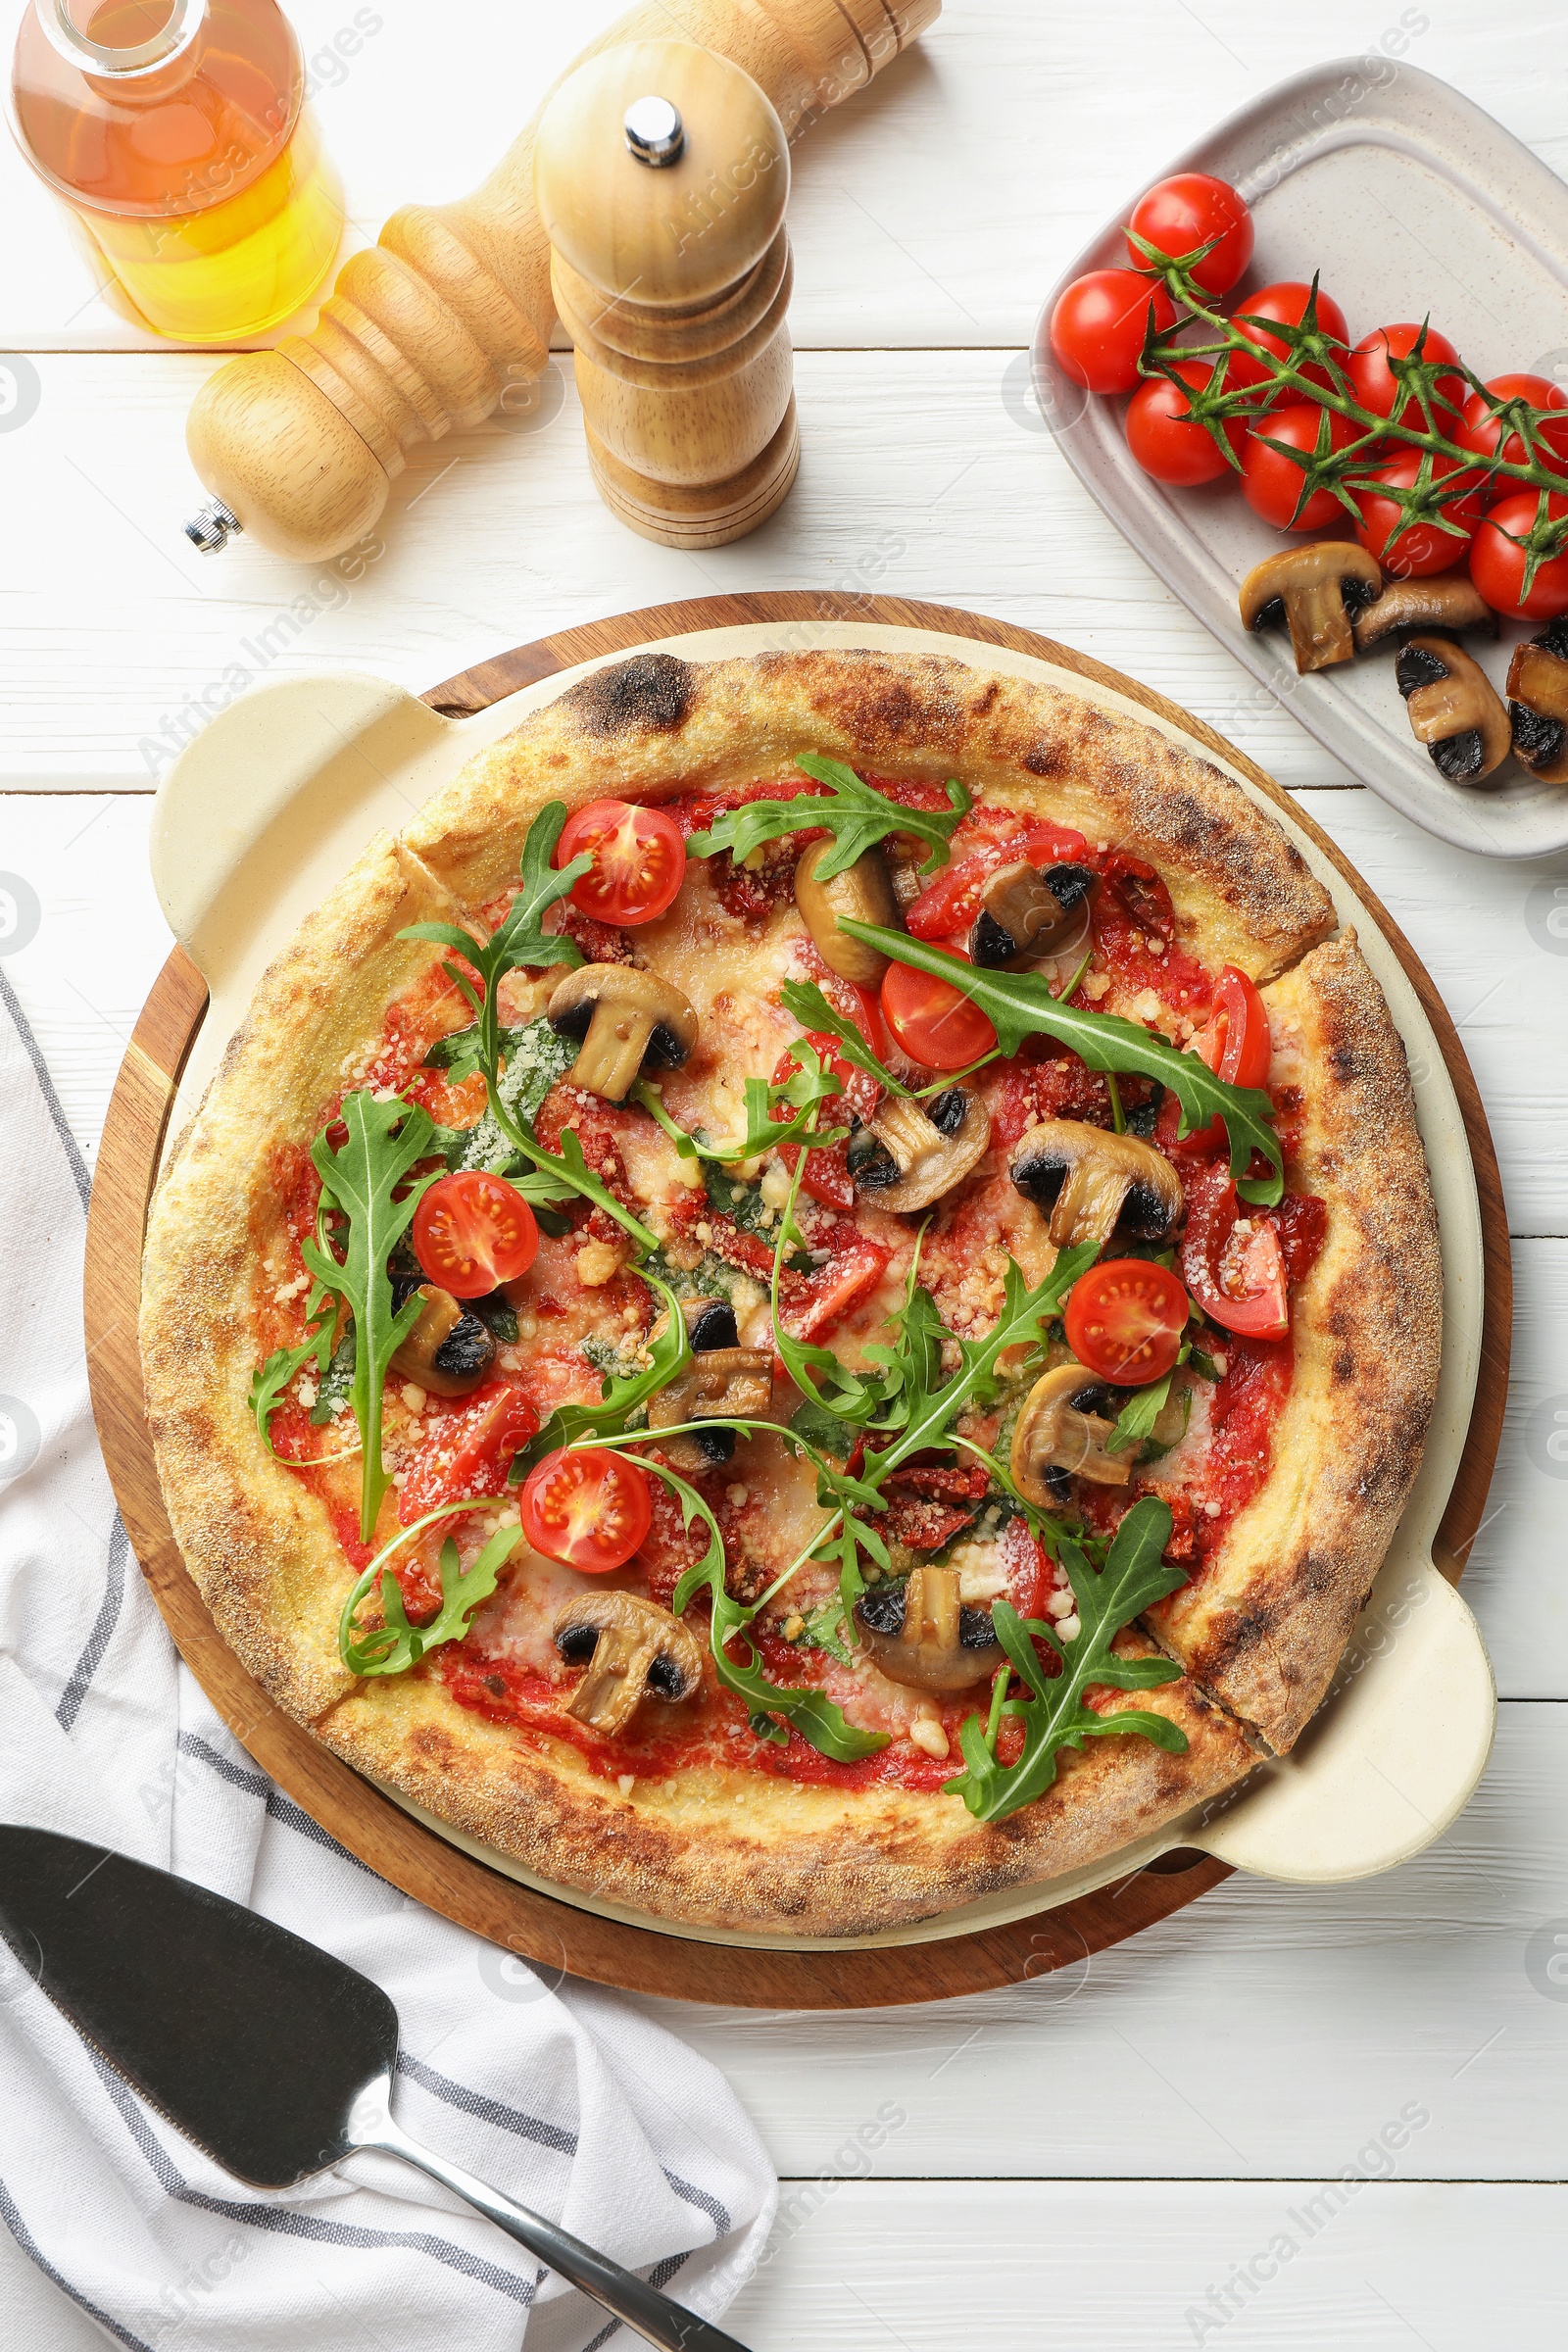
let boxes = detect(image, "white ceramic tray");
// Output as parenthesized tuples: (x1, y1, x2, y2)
(1033, 57, 1568, 860)
(147, 619, 1496, 1946)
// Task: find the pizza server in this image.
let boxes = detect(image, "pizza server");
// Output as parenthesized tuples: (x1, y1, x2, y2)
(0, 1825, 752, 2352)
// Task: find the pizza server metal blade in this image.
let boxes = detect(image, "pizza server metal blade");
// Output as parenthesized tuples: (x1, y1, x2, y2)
(0, 1825, 752, 2352)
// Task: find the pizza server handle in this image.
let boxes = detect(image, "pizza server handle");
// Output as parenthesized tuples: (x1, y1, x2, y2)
(353, 2079, 753, 2352)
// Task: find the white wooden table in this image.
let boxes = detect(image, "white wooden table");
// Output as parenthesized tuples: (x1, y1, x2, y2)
(3, 2, 1565, 2343)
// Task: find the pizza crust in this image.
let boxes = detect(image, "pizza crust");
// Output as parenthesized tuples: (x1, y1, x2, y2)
(1144, 931, 1444, 1753)
(138, 650, 1432, 1936)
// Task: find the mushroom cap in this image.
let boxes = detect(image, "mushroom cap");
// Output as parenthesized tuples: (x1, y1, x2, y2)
(853, 1090, 993, 1214)
(552, 1588, 705, 1706)
(1239, 542, 1384, 673)
(1395, 635, 1511, 784)
(1353, 571, 1496, 652)
(1506, 625, 1568, 782)
(548, 962, 699, 1057)
(1010, 1361, 1131, 1496)
(1009, 1118, 1181, 1249)
(969, 860, 1096, 969)
(854, 1569, 1003, 1692)
(389, 1286, 496, 1397)
(647, 1347, 773, 1472)
(794, 841, 900, 987)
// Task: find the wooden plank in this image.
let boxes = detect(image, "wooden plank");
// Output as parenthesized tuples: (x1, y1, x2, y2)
(636, 1700, 1568, 2180)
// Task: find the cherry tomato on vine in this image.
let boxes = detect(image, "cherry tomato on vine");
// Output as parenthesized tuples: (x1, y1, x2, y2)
(1049, 269, 1177, 396)
(1156, 964, 1272, 1160)
(1179, 1165, 1289, 1342)
(1469, 492, 1568, 621)
(1348, 322, 1466, 434)
(413, 1171, 539, 1298)
(557, 799, 686, 926)
(1353, 452, 1485, 580)
(520, 1446, 652, 1573)
(1124, 360, 1247, 486)
(880, 953, 997, 1070)
(1240, 402, 1357, 531)
(1064, 1258, 1189, 1387)
(1226, 281, 1350, 396)
(1452, 373, 1568, 476)
(1125, 173, 1253, 298)
(397, 1384, 540, 1527)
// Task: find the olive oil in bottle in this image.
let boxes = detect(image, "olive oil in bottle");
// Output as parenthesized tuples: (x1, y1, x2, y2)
(9, 0, 343, 341)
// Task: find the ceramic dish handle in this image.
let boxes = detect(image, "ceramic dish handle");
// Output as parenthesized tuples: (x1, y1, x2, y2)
(1188, 1546, 1495, 1884)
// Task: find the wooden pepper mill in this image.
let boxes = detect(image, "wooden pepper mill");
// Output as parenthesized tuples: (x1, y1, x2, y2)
(535, 43, 797, 549)
(182, 0, 939, 563)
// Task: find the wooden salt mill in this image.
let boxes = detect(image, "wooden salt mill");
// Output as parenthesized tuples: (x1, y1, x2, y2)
(180, 0, 940, 564)
(535, 44, 796, 548)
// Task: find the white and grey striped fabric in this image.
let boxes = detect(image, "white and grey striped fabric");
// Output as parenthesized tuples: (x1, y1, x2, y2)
(0, 974, 776, 2352)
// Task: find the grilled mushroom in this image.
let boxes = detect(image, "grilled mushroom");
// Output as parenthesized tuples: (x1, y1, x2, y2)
(1395, 636, 1511, 785)
(1506, 616, 1568, 783)
(547, 963, 698, 1102)
(853, 1564, 1004, 1692)
(969, 861, 1097, 969)
(846, 1088, 991, 1212)
(1352, 572, 1496, 652)
(794, 840, 901, 986)
(1239, 542, 1385, 673)
(1009, 1119, 1182, 1250)
(647, 1333, 774, 1475)
(389, 1286, 496, 1397)
(1010, 1363, 1131, 1497)
(552, 1590, 705, 1739)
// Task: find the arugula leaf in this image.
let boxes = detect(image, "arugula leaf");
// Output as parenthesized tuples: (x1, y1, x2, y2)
(665, 1465, 888, 1762)
(514, 1272, 693, 1475)
(841, 921, 1284, 1205)
(944, 1497, 1189, 1824)
(340, 1524, 522, 1677)
(1106, 1365, 1177, 1456)
(686, 756, 970, 881)
(249, 1335, 328, 1461)
(310, 1324, 357, 1427)
(301, 1092, 442, 1542)
(634, 1040, 848, 1169)
(778, 979, 917, 1100)
(799, 1599, 858, 1667)
(402, 804, 586, 1042)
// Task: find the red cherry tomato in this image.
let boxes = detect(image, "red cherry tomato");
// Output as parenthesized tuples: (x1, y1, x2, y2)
(520, 1446, 652, 1573)
(1156, 964, 1272, 1160)
(1064, 1259, 1189, 1388)
(1348, 322, 1466, 434)
(1227, 281, 1350, 395)
(1470, 493, 1568, 621)
(1354, 452, 1485, 580)
(413, 1172, 539, 1298)
(905, 823, 1089, 942)
(1125, 361, 1248, 486)
(1179, 1164, 1290, 1342)
(1453, 373, 1568, 476)
(556, 800, 686, 926)
(396, 1383, 540, 1527)
(880, 953, 997, 1070)
(1240, 402, 1357, 531)
(1049, 269, 1177, 396)
(1126, 173, 1253, 298)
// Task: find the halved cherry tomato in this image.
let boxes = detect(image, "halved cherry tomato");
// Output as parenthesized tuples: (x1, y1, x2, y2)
(880, 952, 997, 1070)
(1353, 451, 1485, 579)
(1452, 373, 1568, 476)
(1064, 1258, 1189, 1387)
(1049, 269, 1177, 396)
(1348, 322, 1466, 434)
(413, 1171, 539, 1298)
(1227, 281, 1350, 396)
(1179, 1163, 1290, 1342)
(1470, 492, 1568, 621)
(556, 799, 686, 926)
(1155, 965, 1270, 1160)
(1126, 173, 1253, 298)
(520, 1446, 652, 1572)
(1125, 360, 1249, 486)
(1240, 402, 1357, 531)
(396, 1383, 540, 1527)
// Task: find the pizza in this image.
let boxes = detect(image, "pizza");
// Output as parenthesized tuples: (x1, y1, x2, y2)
(139, 649, 1443, 1938)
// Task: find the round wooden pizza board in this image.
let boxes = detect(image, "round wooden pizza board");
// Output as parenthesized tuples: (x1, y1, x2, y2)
(83, 593, 1512, 2010)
